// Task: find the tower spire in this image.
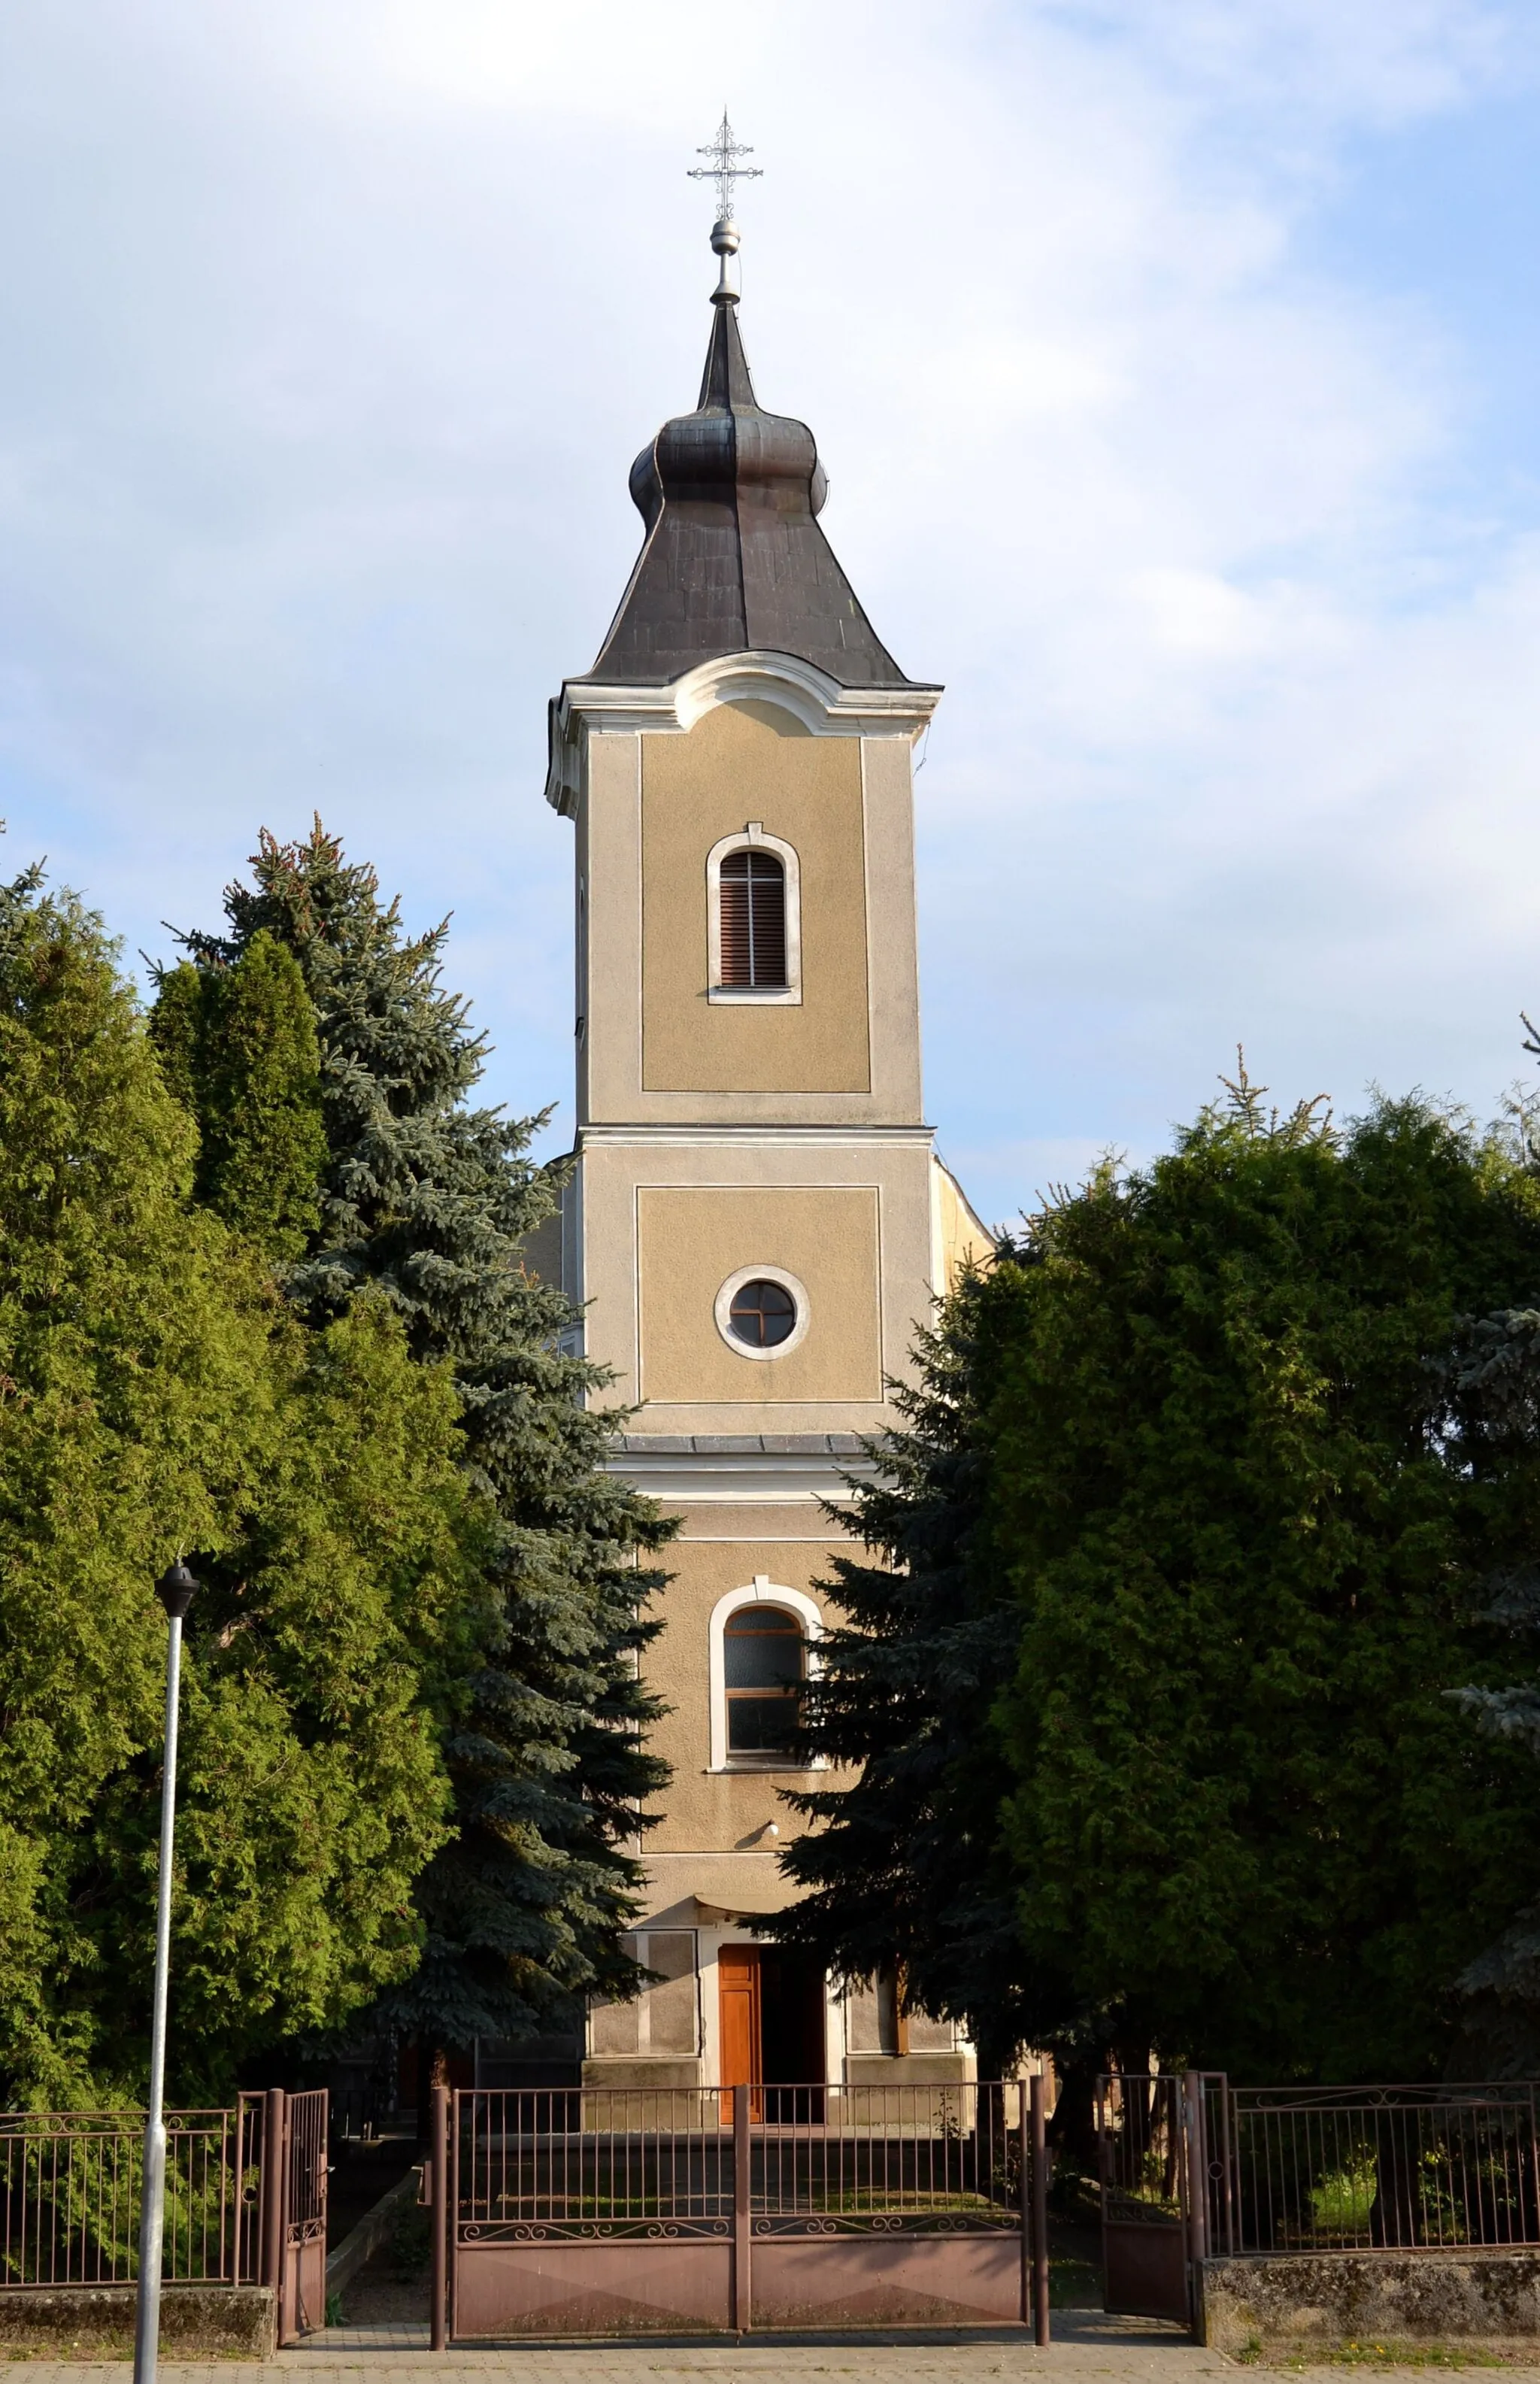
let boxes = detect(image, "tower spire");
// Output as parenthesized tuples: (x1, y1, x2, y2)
(687, 110, 762, 304)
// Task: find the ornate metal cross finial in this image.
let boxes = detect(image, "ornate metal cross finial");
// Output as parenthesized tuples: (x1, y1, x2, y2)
(688, 108, 762, 225)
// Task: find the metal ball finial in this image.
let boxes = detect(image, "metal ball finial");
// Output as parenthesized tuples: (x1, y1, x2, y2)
(156, 1560, 199, 1620)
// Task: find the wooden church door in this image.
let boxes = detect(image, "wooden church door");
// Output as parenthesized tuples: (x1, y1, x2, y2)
(717, 1946, 762, 2119)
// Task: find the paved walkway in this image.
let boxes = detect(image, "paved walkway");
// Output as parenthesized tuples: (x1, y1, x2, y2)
(8, 2310, 1535, 2379)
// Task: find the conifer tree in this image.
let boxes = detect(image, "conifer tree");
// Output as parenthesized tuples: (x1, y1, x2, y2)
(1438, 1304, 1540, 2070)
(784, 1073, 1540, 2085)
(776, 1277, 1076, 2076)
(0, 863, 486, 2102)
(161, 822, 671, 2053)
(150, 930, 326, 1263)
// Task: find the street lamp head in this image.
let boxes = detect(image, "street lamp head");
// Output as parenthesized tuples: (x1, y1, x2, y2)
(155, 1560, 199, 1621)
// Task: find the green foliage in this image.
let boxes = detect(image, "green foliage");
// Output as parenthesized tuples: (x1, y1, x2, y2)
(776, 1278, 1060, 2073)
(0, 866, 486, 2102)
(782, 1061, 1540, 2082)
(166, 821, 672, 2050)
(150, 930, 325, 1263)
(993, 1075, 1540, 2077)
(1438, 1305, 1540, 2067)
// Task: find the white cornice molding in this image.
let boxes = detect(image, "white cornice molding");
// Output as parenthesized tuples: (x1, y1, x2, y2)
(607, 1447, 877, 1505)
(577, 1122, 936, 1148)
(544, 653, 943, 813)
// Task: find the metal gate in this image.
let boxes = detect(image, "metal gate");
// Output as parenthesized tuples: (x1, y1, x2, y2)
(1096, 2072, 1211, 2327)
(256, 2087, 328, 2344)
(433, 2082, 1050, 2341)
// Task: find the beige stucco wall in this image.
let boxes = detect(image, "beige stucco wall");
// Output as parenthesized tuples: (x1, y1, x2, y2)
(638, 1184, 881, 1406)
(575, 1132, 936, 1431)
(641, 703, 871, 1095)
(639, 1528, 848, 1868)
(931, 1157, 997, 1294)
(573, 696, 923, 1129)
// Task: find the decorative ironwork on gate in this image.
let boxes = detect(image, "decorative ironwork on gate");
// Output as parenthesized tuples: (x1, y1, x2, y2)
(444, 2082, 1044, 2339)
(458, 2087, 732, 2243)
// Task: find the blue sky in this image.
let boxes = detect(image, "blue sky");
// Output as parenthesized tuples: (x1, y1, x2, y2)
(3, 1, 1540, 1227)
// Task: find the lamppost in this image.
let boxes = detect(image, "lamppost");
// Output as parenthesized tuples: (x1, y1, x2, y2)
(133, 1559, 198, 2384)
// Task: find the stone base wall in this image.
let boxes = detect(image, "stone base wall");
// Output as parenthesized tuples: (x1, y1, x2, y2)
(0, 2283, 276, 2359)
(843, 2053, 975, 2086)
(1202, 2253, 1540, 2352)
(581, 2058, 704, 2091)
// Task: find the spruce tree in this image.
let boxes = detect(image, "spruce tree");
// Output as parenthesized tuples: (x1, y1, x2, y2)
(162, 821, 671, 2054)
(776, 1277, 1075, 2076)
(0, 863, 487, 2102)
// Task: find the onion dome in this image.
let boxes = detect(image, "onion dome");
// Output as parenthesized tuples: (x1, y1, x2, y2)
(584, 224, 915, 689)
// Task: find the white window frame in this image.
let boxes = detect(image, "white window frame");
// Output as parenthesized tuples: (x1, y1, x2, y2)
(709, 1578, 823, 1774)
(706, 823, 802, 1005)
(713, 1263, 811, 1362)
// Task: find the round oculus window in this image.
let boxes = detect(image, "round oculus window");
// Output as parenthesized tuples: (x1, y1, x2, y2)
(727, 1277, 797, 1349)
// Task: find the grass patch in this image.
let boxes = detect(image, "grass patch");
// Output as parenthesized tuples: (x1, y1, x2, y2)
(1235, 2340, 1510, 2370)
(1048, 2255, 1102, 2307)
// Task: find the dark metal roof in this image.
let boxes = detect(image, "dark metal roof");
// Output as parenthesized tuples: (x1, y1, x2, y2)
(581, 293, 917, 690)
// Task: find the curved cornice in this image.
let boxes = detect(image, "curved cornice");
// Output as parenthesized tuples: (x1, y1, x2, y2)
(544, 651, 943, 814)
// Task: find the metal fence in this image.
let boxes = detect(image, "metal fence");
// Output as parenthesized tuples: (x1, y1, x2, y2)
(457, 2087, 731, 2240)
(453, 2082, 1025, 2241)
(445, 2082, 1039, 2341)
(1096, 2072, 1192, 2232)
(752, 2082, 1021, 2235)
(1204, 2082, 1540, 2255)
(0, 2100, 266, 2288)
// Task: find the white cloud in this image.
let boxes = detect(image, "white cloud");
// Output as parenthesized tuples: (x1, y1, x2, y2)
(0, 0, 1537, 1225)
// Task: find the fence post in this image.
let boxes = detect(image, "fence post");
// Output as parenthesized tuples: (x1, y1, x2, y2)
(1183, 2070, 1208, 2337)
(260, 2087, 286, 2316)
(1031, 2071, 1050, 2346)
(732, 2090, 752, 2334)
(1017, 2086, 1030, 2327)
(430, 2085, 449, 2352)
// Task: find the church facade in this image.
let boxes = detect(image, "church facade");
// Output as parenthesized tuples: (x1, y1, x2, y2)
(530, 213, 991, 2097)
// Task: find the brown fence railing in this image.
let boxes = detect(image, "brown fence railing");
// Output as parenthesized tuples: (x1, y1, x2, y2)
(457, 2087, 731, 2239)
(453, 2082, 1026, 2243)
(1096, 2073, 1540, 2275)
(751, 2082, 1021, 2236)
(0, 2099, 267, 2288)
(1203, 2082, 1540, 2255)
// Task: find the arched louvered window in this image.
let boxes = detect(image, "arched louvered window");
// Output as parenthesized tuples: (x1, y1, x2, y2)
(718, 849, 787, 989)
(707, 827, 802, 1004)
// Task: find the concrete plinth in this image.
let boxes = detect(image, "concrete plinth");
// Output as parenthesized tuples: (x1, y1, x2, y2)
(1201, 2251, 1540, 2352)
(0, 2282, 276, 2359)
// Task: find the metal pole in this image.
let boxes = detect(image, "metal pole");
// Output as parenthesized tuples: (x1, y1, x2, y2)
(429, 2083, 448, 2352)
(132, 1561, 198, 2384)
(261, 2090, 286, 2321)
(1017, 2088, 1031, 2328)
(1184, 2070, 1208, 2340)
(1031, 2070, 1050, 2346)
(732, 2087, 751, 2334)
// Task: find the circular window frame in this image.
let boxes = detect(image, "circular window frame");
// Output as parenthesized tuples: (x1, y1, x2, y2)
(714, 1264, 811, 1361)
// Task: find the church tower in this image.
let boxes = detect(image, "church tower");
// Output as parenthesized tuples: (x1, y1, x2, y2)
(538, 165, 990, 2096)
